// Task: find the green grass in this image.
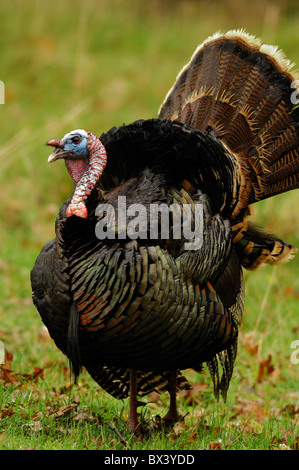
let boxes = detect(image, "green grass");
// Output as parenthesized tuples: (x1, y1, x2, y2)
(0, 0, 299, 450)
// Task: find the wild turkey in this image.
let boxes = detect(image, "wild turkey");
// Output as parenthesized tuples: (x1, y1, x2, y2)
(31, 30, 299, 435)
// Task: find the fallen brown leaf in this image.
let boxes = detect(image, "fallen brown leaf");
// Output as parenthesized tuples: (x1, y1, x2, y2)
(22, 421, 43, 433)
(0, 363, 20, 386)
(51, 400, 79, 420)
(280, 404, 299, 418)
(208, 441, 221, 450)
(183, 383, 207, 405)
(181, 427, 199, 446)
(291, 437, 299, 450)
(17, 367, 44, 383)
(280, 285, 299, 299)
(0, 350, 44, 387)
(96, 436, 104, 449)
(173, 421, 185, 435)
(242, 332, 259, 357)
(74, 410, 96, 422)
(256, 355, 275, 383)
(0, 405, 14, 419)
(231, 397, 267, 422)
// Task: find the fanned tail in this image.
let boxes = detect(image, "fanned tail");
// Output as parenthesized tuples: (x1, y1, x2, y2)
(159, 30, 299, 213)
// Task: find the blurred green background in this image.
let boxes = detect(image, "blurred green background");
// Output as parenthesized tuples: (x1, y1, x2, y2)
(0, 0, 298, 449)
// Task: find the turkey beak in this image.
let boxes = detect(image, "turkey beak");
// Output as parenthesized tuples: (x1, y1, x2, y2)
(47, 139, 65, 163)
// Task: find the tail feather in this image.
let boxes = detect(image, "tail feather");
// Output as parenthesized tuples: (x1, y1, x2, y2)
(159, 30, 299, 213)
(234, 223, 297, 270)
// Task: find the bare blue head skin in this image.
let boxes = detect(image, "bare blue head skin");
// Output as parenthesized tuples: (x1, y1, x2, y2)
(47, 129, 89, 162)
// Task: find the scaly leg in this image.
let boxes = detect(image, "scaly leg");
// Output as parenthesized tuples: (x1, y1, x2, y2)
(164, 370, 180, 422)
(128, 369, 141, 435)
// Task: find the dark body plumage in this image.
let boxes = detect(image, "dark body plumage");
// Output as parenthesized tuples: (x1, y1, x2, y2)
(31, 31, 299, 430)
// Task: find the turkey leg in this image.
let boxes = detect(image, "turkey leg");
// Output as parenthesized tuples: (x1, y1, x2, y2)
(128, 369, 141, 435)
(164, 370, 180, 422)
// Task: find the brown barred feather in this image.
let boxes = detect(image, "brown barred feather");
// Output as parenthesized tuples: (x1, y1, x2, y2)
(159, 30, 299, 215)
(85, 365, 192, 400)
(235, 223, 298, 270)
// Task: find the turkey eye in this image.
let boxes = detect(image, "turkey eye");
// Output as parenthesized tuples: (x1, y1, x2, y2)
(72, 136, 81, 144)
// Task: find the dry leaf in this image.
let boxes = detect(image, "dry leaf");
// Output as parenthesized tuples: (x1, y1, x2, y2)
(242, 332, 259, 356)
(231, 397, 267, 422)
(281, 286, 299, 299)
(22, 421, 43, 433)
(183, 383, 207, 405)
(256, 355, 275, 383)
(208, 441, 222, 450)
(0, 406, 14, 419)
(51, 400, 79, 419)
(173, 421, 185, 435)
(291, 437, 299, 450)
(0, 350, 44, 387)
(280, 404, 299, 418)
(74, 410, 95, 422)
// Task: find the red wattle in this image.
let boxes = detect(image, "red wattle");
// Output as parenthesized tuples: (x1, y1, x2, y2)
(66, 202, 88, 219)
(64, 133, 107, 219)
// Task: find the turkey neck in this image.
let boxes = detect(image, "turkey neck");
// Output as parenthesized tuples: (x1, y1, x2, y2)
(65, 159, 89, 185)
(66, 133, 107, 218)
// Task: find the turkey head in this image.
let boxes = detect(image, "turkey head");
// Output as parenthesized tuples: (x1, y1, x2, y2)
(47, 129, 107, 219)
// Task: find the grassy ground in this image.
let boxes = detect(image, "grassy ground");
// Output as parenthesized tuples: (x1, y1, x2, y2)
(0, 0, 298, 450)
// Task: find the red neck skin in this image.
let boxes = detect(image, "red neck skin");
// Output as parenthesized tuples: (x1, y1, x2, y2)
(65, 133, 107, 218)
(65, 159, 89, 185)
